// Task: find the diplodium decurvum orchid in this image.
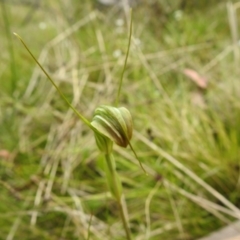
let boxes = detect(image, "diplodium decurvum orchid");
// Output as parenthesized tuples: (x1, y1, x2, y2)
(14, 10, 145, 240)
(91, 105, 133, 153)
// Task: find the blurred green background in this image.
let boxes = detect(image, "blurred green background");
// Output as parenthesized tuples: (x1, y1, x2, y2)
(1, 0, 240, 239)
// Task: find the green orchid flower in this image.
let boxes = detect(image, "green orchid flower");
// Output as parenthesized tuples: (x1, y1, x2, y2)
(14, 11, 145, 239)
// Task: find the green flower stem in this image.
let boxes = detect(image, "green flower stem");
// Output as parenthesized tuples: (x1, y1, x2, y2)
(115, 9, 132, 107)
(105, 153, 132, 240)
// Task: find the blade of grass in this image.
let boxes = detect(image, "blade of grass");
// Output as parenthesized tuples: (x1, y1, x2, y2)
(116, 9, 132, 106)
(86, 214, 93, 240)
(13, 33, 95, 131)
(1, 1, 17, 94)
(135, 131, 240, 215)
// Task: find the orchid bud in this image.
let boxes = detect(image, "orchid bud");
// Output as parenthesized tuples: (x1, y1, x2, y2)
(91, 105, 133, 149)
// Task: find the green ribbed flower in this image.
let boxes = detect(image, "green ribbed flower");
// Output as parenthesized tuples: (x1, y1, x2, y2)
(91, 105, 133, 151)
(15, 15, 135, 240)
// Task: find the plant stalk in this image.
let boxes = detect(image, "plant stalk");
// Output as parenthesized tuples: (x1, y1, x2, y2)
(2, 0, 17, 94)
(116, 9, 132, 106)
(105, 153, 132, 240)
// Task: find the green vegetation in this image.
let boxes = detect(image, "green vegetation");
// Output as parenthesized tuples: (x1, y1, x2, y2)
(1, 1, 240, 239)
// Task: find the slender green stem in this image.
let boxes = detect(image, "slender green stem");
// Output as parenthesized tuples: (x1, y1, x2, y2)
(13, 33, 95, 131)
(105, 153, 121, 199)
(86, 213, 93, 240)
(128, 141, 147, 175)
(115, 9, 133, 107)
(117, 197, 132, 240)
(2, 1, 17, 94)
(105, 153, 132, 240)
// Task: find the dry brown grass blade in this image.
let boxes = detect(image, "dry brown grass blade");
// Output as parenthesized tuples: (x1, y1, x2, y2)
(134, 131, 240, 216)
